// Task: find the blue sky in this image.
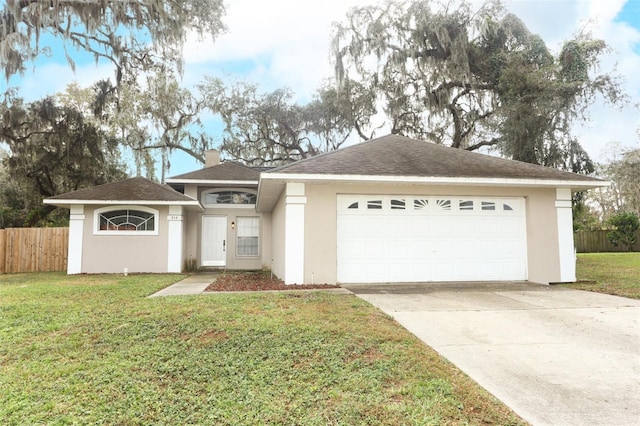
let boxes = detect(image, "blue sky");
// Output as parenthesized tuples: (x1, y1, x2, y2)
(2, 0, 639, 177)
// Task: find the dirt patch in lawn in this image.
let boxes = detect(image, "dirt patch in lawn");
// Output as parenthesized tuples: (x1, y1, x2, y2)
(205, 271, 339, 292)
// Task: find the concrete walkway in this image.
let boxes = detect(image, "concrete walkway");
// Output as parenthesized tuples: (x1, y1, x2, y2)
(344, 282, 640, 426)
(148, 273, 219, 297)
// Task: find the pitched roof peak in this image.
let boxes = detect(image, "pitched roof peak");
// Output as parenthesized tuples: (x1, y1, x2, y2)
(45, 176, 197, 203)
(167, 160, 260, 182)
(268, 134, 602, 182)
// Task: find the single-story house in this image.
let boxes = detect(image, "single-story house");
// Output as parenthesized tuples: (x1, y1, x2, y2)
(44, 134, 607, 284)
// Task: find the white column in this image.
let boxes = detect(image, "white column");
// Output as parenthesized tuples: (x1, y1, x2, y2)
(556, 188, 576, 282)
(284, 183, 306, 284)
(167, 206, 184, 273)
(67, 205, 85, 274)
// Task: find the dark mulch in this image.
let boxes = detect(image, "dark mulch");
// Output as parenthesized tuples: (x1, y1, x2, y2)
(205, 271, 339, 292)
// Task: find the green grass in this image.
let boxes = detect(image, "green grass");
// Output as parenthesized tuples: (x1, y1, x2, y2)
(563, 252, 640, 299)
(0, 273, 524, 425)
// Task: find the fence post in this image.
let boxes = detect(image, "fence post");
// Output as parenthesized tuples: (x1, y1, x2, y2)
(0, 229, 5, 274)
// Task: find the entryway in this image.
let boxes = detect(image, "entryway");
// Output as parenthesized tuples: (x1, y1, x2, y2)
(201, 216, 227, 267)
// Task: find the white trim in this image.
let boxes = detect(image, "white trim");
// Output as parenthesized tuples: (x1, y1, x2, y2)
(555, 188, 576, 282)
(555, 200, 572, 208)
(285, 196, 307, 204)
(93, 205, 159, 236)
(235, 216, 260, 257)
(284, 183, 305, 284)
(44, 199, 201, 206)
(201, 215, 227, 267)
(259, 173, 608, 189)
(167, 206, 183, 273)
(165, 179, 259, 185)
(67, 205, 84, 274)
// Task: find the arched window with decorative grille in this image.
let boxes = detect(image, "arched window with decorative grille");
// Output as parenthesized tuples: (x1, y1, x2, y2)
(94, 206, 159, 235)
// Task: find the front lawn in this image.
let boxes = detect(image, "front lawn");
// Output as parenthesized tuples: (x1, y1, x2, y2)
(0, 273, 523, 425)
(563, 252, 640, 299)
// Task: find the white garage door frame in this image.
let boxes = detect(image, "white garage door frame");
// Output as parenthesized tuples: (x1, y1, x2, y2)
(336, 195, 528, 283)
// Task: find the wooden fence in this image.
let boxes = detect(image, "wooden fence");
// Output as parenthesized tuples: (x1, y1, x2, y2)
(574, 230, 640, 253)
(0, 227, 69, 273)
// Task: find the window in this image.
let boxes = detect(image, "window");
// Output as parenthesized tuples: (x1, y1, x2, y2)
(436, 199, 451, 210)
(95, 206, 158, 235)
(481, 201, 496, 211)
(459, 200, 474, 211)
(367, 200, 382, 209)
(414, 199, 429, 210)
(203, 190, 256, 206)
(348, 202, 359, 209)
(237, 217, 259, 256)
(503, 204, 514, 211)
(391, 199, 406, 210)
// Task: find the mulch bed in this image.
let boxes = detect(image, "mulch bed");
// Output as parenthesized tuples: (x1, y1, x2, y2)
(205, 271, 339, 292)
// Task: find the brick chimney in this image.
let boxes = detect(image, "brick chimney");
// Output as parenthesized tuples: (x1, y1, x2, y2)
(205, 149, 220, 167)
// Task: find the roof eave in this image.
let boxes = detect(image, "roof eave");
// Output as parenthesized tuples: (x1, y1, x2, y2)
(260, 172, 607, 187)
(43, 199, 204, 211)
(255, 173, 609, 212)
(165, 178, 259, 185)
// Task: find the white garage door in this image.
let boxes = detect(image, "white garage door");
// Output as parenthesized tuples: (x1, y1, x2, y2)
(337, 195, 527, 283)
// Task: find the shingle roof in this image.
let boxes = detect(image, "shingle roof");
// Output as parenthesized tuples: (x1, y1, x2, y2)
(46, 177, 196, 202)
(268, 134, 602, 182)
(168, 161, 260, 182)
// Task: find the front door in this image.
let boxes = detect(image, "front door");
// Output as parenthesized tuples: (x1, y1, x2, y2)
(202, 216, 227, 267)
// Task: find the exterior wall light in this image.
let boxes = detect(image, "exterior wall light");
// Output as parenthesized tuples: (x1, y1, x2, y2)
(231, 221, 235, 230)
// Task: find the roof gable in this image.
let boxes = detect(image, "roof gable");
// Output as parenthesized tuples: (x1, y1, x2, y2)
(45, 177, 197, 203)
(268, 134, 602, 182)
(167, 161, 260, 182)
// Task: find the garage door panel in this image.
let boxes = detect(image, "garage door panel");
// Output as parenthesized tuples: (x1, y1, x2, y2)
(337, 195, 527, 283)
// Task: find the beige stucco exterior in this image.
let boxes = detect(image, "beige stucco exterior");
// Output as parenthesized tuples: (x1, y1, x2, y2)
(59, 182, 568, 281)
(266, 182, 564, 285)
(181, 185, 272, 270)
(270, 190, 286, 280)
(46, 138, 603, 279)
(182, 208, 272, 270)
(81, 205, 171, 273)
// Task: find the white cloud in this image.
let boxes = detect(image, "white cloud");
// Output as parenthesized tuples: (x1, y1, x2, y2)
(183, 0, 372, 98)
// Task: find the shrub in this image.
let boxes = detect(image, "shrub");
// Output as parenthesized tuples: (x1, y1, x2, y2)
(607, 212, 640, 251)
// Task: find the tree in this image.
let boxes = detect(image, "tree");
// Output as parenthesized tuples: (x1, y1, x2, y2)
(87, 71, 213, 182)
(0, 0, 226, 83)
(200, 78, 357, 166)
(607, 212, 640, 252)
(0, 89, 127, 226)
(331, 0, 622, 169)
(589, 143, 640, 221)
(142, 70, 212, 182)
(91, 78, 156, 179)
(605, 148, 640, 216)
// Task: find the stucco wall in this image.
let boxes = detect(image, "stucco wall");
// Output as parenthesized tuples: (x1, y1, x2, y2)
(81, 205, 169, 273)
(183, 208, 269, 270)
(302, 183, 562, 285)
(270, 191, 286, 280)
(181, 184, 271, 271)
(525, 190, 561, 284)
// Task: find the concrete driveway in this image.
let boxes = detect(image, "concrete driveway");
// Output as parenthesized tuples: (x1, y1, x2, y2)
(343, 282, 640, 426)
